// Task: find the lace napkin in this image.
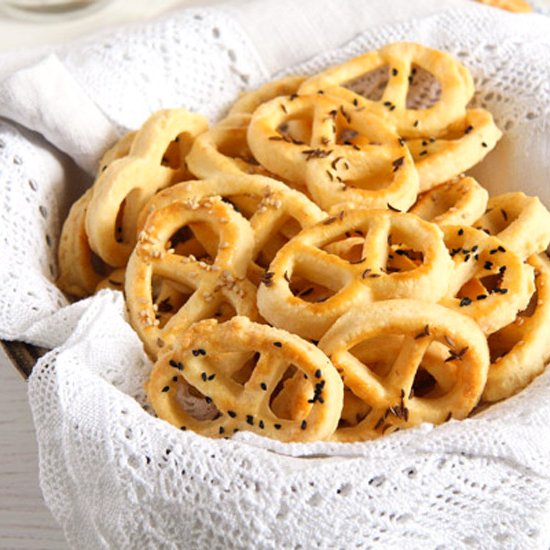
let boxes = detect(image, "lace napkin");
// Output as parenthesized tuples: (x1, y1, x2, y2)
(1, 1, 550, 548)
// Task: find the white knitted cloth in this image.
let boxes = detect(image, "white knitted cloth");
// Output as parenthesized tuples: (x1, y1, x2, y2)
(1, 1, 550, 548)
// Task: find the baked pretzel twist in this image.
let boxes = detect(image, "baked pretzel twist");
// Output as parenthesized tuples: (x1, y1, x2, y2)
(125, 196, 257, 357)
(440, 225, 534, 334)
(298, 42, 474, 138)
(318, 299, 490, 442)
(258, 209, 453, 339)
(484, 254, 550, 401)
(147, 316, 344, 442)
(248, 93, 419, 210)
(86, 109, 208, 267)
(136, 174, 325, 285)
(57, 132, 137, 297)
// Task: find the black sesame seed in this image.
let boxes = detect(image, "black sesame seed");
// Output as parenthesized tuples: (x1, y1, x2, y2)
(219, 426, 225, 435)
(273, 341, 282, 348)
(301, 420, 307, 430)
(161, 386, 170, 392)
(274, 423, 282, 430)
(169, 359, 184, 371)
(315, 369, 322, 378)
(260, 382, 267, 391)
(481, 142, 488, 148)
(392, 68, 398, 76)
(228, 410, 237, 418)
(458, 228, 464, 236)
(246, 415, 254, 426)
(259, 420, 265, 429)
(484, 261, 493, 270)
(477, 294, 488, 300)
(465, 125, 474, 134)
(459, 297, 472, 307)
(201, 372, 207, 382)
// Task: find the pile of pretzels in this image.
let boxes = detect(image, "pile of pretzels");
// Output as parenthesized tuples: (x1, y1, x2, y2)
(57, 42, 550, 443)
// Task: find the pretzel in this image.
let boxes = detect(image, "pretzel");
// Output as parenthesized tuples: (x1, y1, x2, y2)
(475, 0, 532, 13)
(318, 299, 489, 442)
(147, 316, 344, 442)
(483, 254, 550, 401)
(257, 209, 453, 339)
(247, 93, 419, 210)
(97, 130, 136, 171)
(136, 174, 325, 285)
(125, 195, 257, 357)
(409, 176, 489, 227)
(298, 42, 474, 138)
(440, 225, 534, 334)
(228, 75, 307, 115)
(186, 114, 280, 181)
(86, 109, 208, 267)
(474, 193, 550, 260)
(405, 109, 502, 192)
(57, 189, 106, 297)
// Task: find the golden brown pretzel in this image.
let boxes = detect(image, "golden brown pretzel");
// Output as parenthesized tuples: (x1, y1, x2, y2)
(147, 316, 344, 442)
(125, 195, 256, 357)
(257, 209, 453, 339)
(440, 225, 534, 334)
(86, 109, 208, 267)
(136, 174, 325, 285)
(484, 254, 550, 401)
(247, 93, 419, 209)
(298, 42, 474, 138)
(319, 299, 489, 442)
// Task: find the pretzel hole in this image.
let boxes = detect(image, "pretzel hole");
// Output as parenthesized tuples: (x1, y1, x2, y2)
(405, 65, 441, 110)
(256, 217, 302, 268)
(349, 335, 403, 378)
(167, 224, 217, 262)
(270, 366, 314, 420)
(388, 233, 424, 272)
(487, 323, 523, 362)
(174, 376, 220, 421)
(323, 235, 365, 263)
(225, 194, 262, 218)
(487, 289, 536, 361)
(230, 351, 260, 384)
(339, 387, 371, 428)
(90, 250, 112, 277)
(217, 126, 261, 167)
(343, 65, 389, 101)
(277, 114, 313, 145)
(152, 277, 194, 328)
(411, 367, 438, 397)
(288, 262, 344, 303)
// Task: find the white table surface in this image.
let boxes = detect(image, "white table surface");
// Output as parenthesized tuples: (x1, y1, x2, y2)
(0, 2, 216, 548)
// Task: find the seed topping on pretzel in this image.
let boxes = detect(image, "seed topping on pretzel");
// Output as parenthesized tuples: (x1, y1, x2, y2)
(126, 195, 257, 357)
(147, 316, 344, 441)
(258, 209, 453, 339)
(319, 299, 489, 442)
